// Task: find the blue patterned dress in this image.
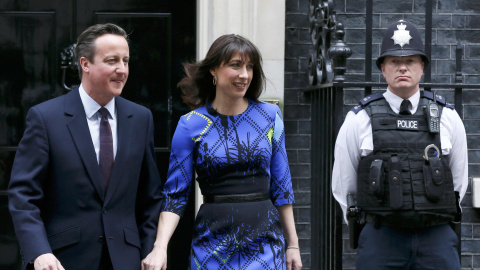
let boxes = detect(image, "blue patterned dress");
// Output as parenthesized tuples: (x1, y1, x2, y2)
(161, 100, 294, 269)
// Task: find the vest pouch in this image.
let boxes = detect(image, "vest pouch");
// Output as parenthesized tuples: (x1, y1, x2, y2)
(423, 157, 445, 201)
(369, 159, 384, 201)
(388, 156, 403, 209)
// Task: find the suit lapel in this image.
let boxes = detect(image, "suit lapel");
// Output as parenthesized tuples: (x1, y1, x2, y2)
(65, 88, 105, 201)
(104, 97, 134, 204)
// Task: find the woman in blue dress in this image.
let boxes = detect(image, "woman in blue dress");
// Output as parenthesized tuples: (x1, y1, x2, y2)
(142, 34, 302, 270)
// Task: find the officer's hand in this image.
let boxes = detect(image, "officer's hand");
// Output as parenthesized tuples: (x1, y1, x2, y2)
(34, 253, 65, 270)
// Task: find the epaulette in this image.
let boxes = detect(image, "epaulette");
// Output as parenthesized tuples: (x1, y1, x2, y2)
(421, 91, 455, 110)
(421, 91, 446, 105)
(350, 104, 364, 114)
(350, 93, 384, 114)
(445, 103, 455, 110)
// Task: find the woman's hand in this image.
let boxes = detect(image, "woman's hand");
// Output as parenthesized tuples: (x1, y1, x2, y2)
(142, 212, 181, 270)
(141, 246, 167, 270)
(286, 248, 303, 270)
(276, 204, 303, 270)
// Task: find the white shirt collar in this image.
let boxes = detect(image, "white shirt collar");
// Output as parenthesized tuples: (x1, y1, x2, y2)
(79, 84, 116, 119)
(383, 88, 420, 114)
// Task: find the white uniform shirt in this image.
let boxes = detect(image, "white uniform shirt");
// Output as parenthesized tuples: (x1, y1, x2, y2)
(331, 89, 468, 222)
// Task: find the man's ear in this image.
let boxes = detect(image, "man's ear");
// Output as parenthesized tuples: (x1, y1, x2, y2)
(80, 57, 89, 73)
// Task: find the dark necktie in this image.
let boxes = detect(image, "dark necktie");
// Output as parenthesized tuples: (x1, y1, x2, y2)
(98, 107, 113, 194)
(399, 99, 412, 115)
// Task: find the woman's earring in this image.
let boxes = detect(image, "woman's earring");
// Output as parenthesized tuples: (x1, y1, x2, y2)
(213, 76, 217, 85)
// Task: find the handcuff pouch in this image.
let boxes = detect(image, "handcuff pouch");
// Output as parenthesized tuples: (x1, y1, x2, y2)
(388, 156, 403, 209)
(423, 156, 445, 201)
(369, 159, 384, 201)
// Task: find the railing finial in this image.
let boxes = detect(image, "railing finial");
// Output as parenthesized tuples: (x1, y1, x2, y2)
(308, 0, 351, 86)
(328, 23, 352, 82)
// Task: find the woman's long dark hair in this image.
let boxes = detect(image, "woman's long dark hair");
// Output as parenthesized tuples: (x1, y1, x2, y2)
(177, 34, 266, 109)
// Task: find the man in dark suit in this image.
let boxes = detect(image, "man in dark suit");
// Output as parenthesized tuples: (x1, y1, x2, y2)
(8, 23, 162, 270)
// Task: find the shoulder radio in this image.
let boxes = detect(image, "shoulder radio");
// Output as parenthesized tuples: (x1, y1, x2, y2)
(424, 102, 440, 133)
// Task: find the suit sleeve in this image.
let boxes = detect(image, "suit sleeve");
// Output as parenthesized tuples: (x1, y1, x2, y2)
(8, 106, 52, 264)
(136, 110, 163, 259)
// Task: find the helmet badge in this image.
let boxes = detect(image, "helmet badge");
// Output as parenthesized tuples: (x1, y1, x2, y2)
(391, 21, 412, 48)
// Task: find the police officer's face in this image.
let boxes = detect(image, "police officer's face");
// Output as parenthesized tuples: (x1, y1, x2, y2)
(381, 55, 424, 99)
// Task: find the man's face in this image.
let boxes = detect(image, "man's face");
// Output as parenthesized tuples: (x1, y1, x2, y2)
(381, 55, 424, 99)
(81, 34, 129, 106)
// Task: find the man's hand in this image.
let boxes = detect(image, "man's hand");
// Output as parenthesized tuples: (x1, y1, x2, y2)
(34, 253, 65, 270)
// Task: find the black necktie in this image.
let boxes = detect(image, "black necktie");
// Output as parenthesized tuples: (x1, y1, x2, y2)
(399, 99, 412, 115)
(99, 107, 113, 194)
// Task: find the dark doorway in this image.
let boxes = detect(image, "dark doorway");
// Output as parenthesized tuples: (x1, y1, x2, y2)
(0, 1, 196, 269)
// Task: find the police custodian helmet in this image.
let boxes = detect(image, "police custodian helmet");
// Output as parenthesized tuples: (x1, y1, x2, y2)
(376, 19, 429, 69)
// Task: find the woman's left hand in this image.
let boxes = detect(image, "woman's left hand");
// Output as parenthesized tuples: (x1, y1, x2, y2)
(286, 248, 302, 270)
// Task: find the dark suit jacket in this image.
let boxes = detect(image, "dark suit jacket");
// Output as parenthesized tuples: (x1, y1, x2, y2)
(8, 88, 163, 270)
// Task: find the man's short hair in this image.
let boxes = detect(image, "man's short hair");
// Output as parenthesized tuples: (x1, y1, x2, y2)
(74, 23, 128, 79)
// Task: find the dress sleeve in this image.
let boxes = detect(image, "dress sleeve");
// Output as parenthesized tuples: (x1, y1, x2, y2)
(269, 107, 295, 206)
(160, 114, 196, 217)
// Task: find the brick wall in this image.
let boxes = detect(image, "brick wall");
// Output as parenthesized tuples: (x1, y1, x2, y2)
(285, 0, 480, 269)
(285, 0, 311, 268)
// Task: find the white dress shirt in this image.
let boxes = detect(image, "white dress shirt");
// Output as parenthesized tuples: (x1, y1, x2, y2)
(332, 89, 468, 222)
(79, 84, 118, 163)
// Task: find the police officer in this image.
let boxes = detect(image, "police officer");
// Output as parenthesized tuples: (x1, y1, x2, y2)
(332, 20, 468, 269)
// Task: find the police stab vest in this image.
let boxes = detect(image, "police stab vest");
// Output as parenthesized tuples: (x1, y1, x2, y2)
(354, 92, 457, 227)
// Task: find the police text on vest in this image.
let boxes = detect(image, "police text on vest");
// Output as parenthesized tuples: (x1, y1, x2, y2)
(397, 119, 419, 130)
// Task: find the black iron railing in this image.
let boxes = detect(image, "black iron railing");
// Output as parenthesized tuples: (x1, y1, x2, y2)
(307, 1, 349, 269)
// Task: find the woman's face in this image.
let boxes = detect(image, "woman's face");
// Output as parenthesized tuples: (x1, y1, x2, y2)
(210, 52, 254, 101)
